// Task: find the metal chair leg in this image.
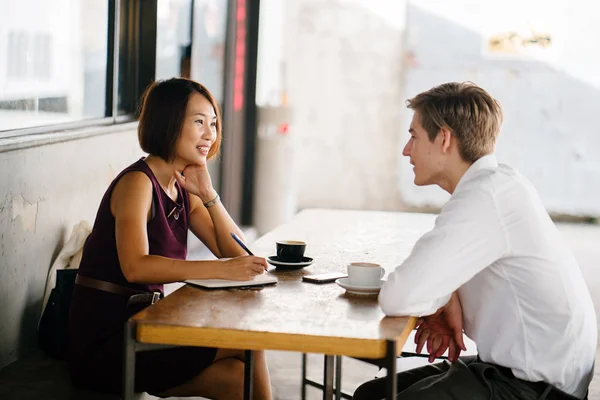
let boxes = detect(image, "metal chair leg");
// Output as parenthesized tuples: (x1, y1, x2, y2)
(301, 353, 353, 399)
(323, 355, 334, 399)
(301, 353, 307, 400)
(335, 355, 342, 400)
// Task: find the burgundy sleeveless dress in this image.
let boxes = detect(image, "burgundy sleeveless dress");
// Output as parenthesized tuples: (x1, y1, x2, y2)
(67, 158, 217, 395)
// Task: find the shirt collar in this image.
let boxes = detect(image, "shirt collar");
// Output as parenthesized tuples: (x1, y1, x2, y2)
(454, 153, 498, 193)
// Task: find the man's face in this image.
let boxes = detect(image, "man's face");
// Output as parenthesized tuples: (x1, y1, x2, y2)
(402, 111, 445, 186)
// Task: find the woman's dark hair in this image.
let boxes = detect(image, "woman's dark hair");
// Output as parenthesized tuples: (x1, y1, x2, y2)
(137, 78, 222, 161)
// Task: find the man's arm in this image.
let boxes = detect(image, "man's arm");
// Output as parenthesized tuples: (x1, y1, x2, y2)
(379, 187, 507, 317)
(414, 292, 466, 362)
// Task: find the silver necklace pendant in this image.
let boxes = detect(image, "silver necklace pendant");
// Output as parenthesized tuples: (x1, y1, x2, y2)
(167, 206, 182, 220)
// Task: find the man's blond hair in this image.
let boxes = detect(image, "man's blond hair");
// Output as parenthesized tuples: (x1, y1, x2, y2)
(407, 82, 503, 163)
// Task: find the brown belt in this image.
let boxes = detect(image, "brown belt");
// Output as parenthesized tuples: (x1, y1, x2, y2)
(75, 274, 161, 306)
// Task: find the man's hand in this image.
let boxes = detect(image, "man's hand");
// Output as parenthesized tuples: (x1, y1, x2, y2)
(414, 292, 466, 362)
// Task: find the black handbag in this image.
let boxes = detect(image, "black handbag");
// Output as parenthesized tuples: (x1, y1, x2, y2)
(38, 269, 78, 359)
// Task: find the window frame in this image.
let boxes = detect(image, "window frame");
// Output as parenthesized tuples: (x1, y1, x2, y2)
(0, 0, 157, 142)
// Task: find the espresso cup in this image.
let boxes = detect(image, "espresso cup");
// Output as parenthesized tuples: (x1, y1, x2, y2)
(276, 240, 306, 262)
(347, 262, 384, 287)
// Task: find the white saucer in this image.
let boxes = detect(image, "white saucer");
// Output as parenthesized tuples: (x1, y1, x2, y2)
(335, 277, 384, 295)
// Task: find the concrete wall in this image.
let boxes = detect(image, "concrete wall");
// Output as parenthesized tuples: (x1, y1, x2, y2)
(0, 125, 143, 369)
(257, 0, 600, 218)
(283, 0, 408, 211)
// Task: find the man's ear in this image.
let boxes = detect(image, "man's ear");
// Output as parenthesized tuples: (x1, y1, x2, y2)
(440, 127, 453, 154)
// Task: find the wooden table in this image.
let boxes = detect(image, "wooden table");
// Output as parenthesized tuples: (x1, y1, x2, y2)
(124, 209, 437, 400)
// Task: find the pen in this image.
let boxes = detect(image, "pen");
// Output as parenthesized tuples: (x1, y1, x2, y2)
(230, 232, 255, 256)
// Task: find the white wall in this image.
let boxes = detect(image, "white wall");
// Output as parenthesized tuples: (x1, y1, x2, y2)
(256, 0, 600, 218)
(284, 0, 408, 211)
(0, 126, 143, 368)
(399, 0, 600, 216)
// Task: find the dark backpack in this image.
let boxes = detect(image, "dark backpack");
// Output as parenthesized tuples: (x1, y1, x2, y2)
(38, 269, 78, 359)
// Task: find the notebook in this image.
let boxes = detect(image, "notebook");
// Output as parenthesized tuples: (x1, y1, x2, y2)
(186, 273, 278, 289)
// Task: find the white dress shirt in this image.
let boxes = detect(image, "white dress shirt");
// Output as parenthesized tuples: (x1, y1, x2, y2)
(379, 154, 597, 398)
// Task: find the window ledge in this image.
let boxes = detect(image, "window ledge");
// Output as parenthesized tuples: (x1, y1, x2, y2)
(0, 122, 139, 154)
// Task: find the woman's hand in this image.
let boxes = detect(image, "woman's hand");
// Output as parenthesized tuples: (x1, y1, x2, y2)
(174, 163, 216, 203)
(220, 256, 269, 281)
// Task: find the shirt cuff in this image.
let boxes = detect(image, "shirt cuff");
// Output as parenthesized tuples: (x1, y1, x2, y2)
(379, 292, 452, 317)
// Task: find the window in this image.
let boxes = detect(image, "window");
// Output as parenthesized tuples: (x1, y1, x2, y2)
(154, 0, 229, 103)
(190, 0, 229, 103)
(0, 0, 109, 133)
(0, 0, 237, 145)
(155, 0, 193, 80)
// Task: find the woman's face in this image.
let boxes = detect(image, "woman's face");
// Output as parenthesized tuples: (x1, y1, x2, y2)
(174, 92, 218, 166)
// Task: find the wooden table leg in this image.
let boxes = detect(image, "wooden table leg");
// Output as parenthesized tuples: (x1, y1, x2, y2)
(323, 355, 334, 400)
(244, 350, 254, 400)
(123, 320, 136, 400)
(386, 340, 397, 399)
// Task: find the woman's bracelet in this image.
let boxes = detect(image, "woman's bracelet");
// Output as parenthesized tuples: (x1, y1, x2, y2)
(203, 193, 220, 208)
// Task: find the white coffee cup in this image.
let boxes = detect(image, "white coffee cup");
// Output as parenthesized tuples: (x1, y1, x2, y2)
(347, 262, 385, 287)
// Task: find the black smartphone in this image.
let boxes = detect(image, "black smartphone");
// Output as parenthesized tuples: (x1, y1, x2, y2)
(302, 272, 347, 284)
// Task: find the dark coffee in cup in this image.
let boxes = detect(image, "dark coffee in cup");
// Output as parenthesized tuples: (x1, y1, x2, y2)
(276, 240, 306, 262)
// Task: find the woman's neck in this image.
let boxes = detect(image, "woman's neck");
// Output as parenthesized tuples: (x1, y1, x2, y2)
(144, 155, 178, 192)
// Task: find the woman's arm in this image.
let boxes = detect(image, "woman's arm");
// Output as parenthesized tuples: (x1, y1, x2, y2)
(173, 163, 252, 259)
(111, 172, 265, 284)
(187, 192, 248, 259)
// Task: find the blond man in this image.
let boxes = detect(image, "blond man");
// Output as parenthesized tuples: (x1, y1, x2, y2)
(353, 82, 596, 400)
